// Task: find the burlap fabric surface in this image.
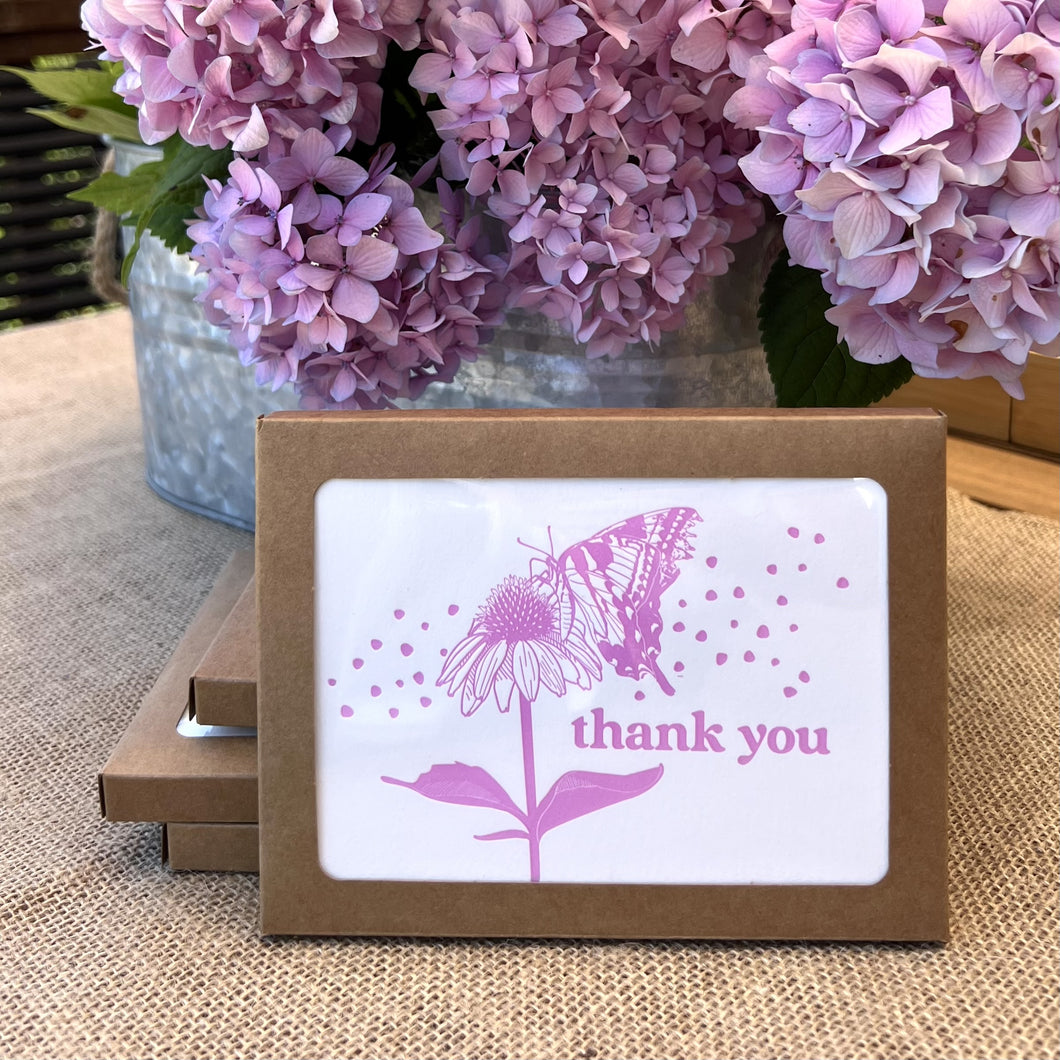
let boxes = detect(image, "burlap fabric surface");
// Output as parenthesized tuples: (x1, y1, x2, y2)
(1, 311, 1057, 1060)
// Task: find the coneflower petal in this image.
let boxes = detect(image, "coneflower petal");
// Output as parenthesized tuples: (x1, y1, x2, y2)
(473, 640, 509, 700)
(511, 641, 541, 702)
(437, 632, 488, 689)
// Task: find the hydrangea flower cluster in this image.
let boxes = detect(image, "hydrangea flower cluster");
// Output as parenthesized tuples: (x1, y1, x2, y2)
(410, 0, 788, 356)
(725, 0, 1059, 396)
(188, 126, 506, 408)
(81, 0, 423, 152)
(80, 0, 1059, 404)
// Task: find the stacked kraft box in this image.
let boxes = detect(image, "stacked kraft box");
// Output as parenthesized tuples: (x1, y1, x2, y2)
(98, 552, 260, 872)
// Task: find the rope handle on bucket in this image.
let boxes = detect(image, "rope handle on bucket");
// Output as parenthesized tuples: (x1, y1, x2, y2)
(88, 148, 131, 307)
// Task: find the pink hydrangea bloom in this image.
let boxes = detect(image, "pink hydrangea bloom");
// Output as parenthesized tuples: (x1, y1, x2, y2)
(89, 0, 1059, 407)
(81, 0, 423, 151)
(725, 0, 1059, 396)
(189, 130, 506, 408)
(411, 0, 784, 357)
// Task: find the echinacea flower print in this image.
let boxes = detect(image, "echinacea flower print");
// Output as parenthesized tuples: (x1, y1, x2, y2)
(384, 509, 699, 882)
(437, 575, 602, 716)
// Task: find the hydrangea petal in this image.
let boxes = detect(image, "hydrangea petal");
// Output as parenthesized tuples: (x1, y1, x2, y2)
(1005, 194, 1060, 238)
(388, 208, 446, 254)
(331, 274, 380, 323)
(971, 108, 1022, 166)
(834, 192, 893, 257)
(342, 193, 391, 233)
(231, 106, 269, 153)
(346, 235, 400, 282)
(879, 87, 953, 154)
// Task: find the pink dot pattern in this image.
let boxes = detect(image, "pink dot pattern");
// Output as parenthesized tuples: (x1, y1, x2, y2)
(326, 517, 856, 715)
(649, 520, 853, 701)
(327, 600, 465, 720)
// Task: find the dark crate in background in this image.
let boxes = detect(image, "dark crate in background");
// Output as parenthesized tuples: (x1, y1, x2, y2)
(0, 0, 91, 65)
(1, 2, 108, 328)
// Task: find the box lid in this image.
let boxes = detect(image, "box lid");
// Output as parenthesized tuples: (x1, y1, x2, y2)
(190, 576, 257, 728)
(99, 551, 258, 823)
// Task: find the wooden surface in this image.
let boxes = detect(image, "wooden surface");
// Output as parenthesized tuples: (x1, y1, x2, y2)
(879, 350, 1060, 456)
(881, 374, 1011, 441)
(947, 437, 1059, 521)
(1011, 354, 1060, 454)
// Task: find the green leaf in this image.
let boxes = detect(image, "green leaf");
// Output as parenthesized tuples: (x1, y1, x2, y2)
(24, 103, 141, 142)
(136, 200, 201, 257)
(2, 64, 121, 108)
(71, 135, 233, 278)
(128, 140, 233, 277)
(2, 63, 140, 141)
(759, 257, 914, 407)
(136, 139, 233, 256)
(161, 137, 233, 190)
(68, 165, 160, 216)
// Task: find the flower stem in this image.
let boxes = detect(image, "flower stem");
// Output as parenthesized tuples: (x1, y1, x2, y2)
(519, 691, 540, 883)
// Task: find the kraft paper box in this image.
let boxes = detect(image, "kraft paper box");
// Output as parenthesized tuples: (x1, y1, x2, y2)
(164, 823, 260, 873)
(99, 551, 258, 824)
(191, 577, 258, 728)
(256, 408, 948, 940)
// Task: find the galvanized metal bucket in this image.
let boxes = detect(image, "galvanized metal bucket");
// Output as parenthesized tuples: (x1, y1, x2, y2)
(115, 142, 298, 531)
(115, 141, 775, 529)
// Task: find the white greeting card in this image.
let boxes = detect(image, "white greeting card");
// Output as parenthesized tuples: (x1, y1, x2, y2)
(313, 477, 888, 888)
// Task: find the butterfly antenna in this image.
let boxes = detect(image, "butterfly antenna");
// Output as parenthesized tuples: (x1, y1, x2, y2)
(518, 529, 559, 585)
(517, 529, 555, 560)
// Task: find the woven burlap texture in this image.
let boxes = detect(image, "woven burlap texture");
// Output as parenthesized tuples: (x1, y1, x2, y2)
(1, 312, 1057, 1060)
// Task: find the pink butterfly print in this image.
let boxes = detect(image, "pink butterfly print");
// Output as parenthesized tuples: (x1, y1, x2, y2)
(532, 508, 702, 696)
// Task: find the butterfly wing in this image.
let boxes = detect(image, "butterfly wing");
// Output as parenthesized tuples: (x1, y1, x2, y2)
(557, 508, 701, 695)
